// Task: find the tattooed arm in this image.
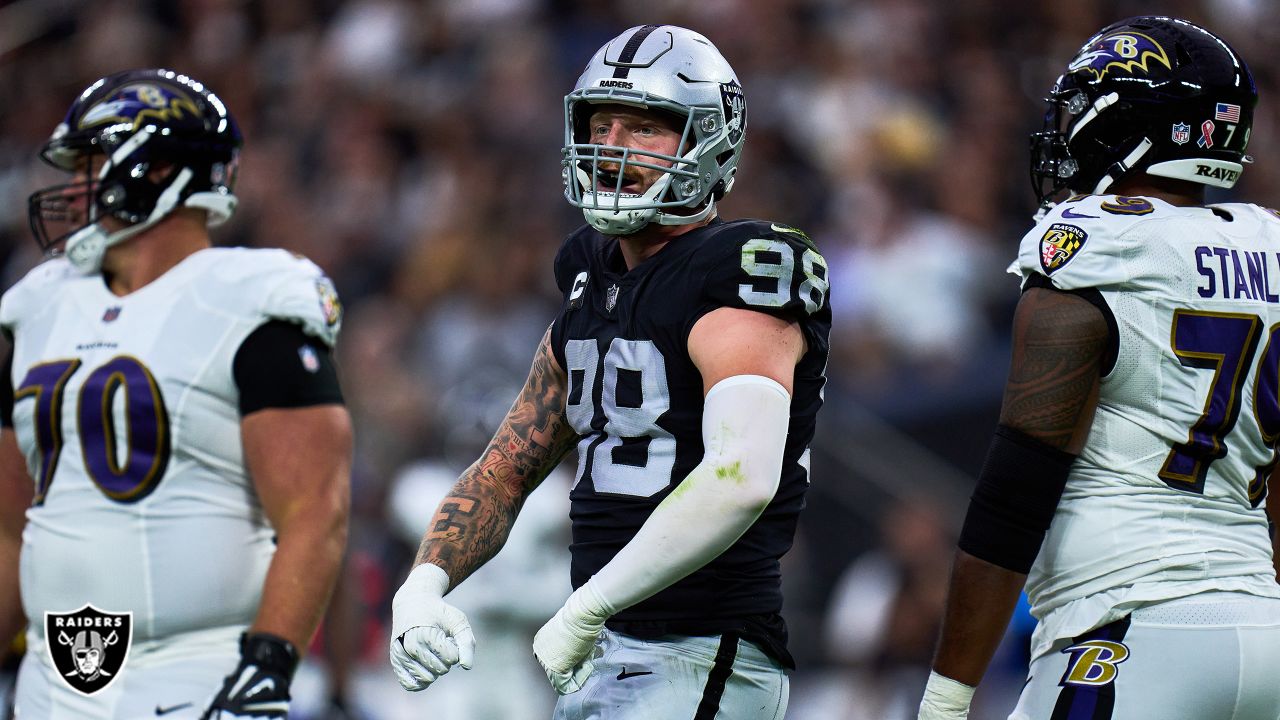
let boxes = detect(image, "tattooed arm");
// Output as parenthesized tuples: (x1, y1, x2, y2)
(926, 288, 1108, 697)
(416, 326, 580, 586)
(390, 327, 580, 691)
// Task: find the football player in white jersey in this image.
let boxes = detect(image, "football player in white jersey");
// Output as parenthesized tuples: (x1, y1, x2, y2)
(0, 69, 352, 719)
(918, 17, 1280, 720)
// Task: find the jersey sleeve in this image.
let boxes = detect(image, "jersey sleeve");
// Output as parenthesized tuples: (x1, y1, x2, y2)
(550, 229, 594, 371)
(691, 221, 832, 345)
(0, 259, 75, 337)
(553, 231, 580, 296)
(1010, 195, 1151, 291)
(253, 251, 344, 348)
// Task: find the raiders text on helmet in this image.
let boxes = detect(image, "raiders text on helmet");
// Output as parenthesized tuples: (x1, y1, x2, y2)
(563, 25, 747, 235)
(1030, 16, 1256, 206)
(28, 69, 243, 272)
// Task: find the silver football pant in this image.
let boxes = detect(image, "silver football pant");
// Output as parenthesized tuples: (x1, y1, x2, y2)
(552, 628, 788, 720)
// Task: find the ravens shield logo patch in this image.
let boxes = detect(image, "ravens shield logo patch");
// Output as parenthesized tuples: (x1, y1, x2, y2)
(1039, 223, 1089, 274)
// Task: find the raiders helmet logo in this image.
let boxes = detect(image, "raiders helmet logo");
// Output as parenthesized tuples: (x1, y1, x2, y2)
(45, 605, 133, 695)
(1039, 223, 1089, 274)
(720, 81, 746, 147)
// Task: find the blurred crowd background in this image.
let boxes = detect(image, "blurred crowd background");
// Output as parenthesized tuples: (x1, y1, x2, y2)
(0, 0, 1276, 718)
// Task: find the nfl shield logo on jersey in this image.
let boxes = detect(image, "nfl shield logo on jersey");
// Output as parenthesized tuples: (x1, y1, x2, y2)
(606, 284, 620, 312)
(1171, 122, 1191, 145)
(45, 605, 132, 695)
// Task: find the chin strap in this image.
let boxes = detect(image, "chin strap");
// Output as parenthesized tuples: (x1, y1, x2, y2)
(1091, 138, 1153, 195)
(1031, 201, 1057, 223)
(578, 159, 717, 235)
(653, 197, 716, 227)
(64, 168, 195, 273)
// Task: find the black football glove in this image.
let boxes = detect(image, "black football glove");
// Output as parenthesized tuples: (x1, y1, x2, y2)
(201, 632, 299, 719)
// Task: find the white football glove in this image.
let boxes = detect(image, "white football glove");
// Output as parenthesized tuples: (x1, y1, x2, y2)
(532, 580, 614, 695)
(917, 671, 975, 720)
(389, 563, 476, 691)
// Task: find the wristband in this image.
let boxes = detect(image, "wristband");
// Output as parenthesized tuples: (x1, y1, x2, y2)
(918, 670, 975, 719)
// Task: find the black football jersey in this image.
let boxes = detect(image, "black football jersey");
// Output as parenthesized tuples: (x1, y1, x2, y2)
(549, 217, 831, 666)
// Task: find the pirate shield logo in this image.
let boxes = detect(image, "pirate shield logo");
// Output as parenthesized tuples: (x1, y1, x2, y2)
(719, 81, 746, 147)
(45, 605, 132, 695)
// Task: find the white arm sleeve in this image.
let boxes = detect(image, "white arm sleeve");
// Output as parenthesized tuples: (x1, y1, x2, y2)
(581, 374, 792, 615)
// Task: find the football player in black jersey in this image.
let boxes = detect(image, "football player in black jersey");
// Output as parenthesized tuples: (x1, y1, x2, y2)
(390, 24, 830, 719)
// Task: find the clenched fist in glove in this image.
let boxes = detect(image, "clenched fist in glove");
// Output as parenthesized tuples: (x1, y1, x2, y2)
(389, 563, 476, 691)
(533, 579, 615, 695)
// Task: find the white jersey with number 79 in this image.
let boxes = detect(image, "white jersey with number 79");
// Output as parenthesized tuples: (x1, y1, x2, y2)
(1010, 194, 1280, 662)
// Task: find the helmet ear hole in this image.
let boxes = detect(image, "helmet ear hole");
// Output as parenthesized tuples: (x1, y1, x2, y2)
(98, 183, 127, 213)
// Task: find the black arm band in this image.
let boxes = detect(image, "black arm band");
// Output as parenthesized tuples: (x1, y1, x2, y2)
(233, 320, 344, 416)
(0, 350, 12, 428)
(957, 424, 1077, 574)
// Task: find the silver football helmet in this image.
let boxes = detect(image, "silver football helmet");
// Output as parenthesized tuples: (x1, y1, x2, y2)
(563, 25, 746, 235)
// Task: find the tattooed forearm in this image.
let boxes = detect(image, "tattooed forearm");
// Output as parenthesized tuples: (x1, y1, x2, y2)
(999, 288, 1109, 452)
(416, 327, 580, 586)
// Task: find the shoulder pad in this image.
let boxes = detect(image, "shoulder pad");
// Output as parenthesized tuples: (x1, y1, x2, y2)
(209, 249, 343, 347)
(0, 258, 77, 334)
(1222, 203, 1280, 227)
(1010, 195, 1165, 290)
(700, 219, 830, 319)
(554, 225, 599, 295)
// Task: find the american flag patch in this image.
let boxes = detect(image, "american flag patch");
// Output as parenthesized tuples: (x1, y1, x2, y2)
(1215, 103, 1241, 122)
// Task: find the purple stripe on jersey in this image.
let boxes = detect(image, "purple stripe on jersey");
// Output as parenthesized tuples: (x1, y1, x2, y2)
(1064, 685, 1101, 720)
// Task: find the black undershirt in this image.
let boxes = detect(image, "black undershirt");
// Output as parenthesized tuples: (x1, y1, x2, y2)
(0, 351, 11, 428)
